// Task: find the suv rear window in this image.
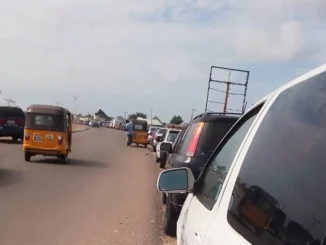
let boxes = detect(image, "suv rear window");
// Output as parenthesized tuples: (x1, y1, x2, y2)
(0, 107, 25, 118)
(195, 120, 236, 157)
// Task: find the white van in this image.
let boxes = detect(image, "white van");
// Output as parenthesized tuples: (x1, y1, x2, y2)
(157, 64, 326, 245)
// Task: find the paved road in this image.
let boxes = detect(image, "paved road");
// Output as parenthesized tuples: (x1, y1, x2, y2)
(0, 128, 162, 245)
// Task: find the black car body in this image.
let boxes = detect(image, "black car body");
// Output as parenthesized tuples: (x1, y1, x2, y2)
(0, 106, 25, 141)
(91, 121, 99, 128)
(162, 112, 240, 235)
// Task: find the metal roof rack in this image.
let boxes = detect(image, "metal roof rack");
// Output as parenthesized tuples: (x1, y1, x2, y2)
(192, 111, 242, 120)
(204, 66, 250, 115)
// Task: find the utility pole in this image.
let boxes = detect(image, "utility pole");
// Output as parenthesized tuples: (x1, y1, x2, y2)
(73, 96, 77, 115)
(56, 100, 60, 106)
(11, 100, 16, 107)
(150, 109, 153, 125)
(124, 111, 128, 120)
(190, 108, 196, 121)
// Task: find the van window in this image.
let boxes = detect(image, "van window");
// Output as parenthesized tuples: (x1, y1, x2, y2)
(195, 120, 237, 157)
(196, 111, 259, 210)
(227, 74, 326, 244)
(166, 131, 180, 142)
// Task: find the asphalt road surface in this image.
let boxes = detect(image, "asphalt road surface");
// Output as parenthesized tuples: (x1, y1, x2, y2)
(0, 128, 162, 245)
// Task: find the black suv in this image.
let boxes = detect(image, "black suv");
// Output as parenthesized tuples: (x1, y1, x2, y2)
(160, 112, 240, 235)
(0, 106, 25, 141)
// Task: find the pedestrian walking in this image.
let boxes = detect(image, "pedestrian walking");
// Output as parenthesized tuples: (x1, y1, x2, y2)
(125, 120, 133, 146)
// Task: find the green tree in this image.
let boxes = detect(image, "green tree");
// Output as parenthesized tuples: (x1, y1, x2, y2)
(170, 115, 184, 124)
(128, 112, 147, 120)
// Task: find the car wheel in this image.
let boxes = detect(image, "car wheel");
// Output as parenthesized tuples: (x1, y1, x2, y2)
(153, 146, 156, 152)
(24, 152, 31, 162)
(156, 154, 159, 163)
(12, 136, 18, 142)
(162, 192, 167, 205)
(159, 158, 166, 168)
(164, 194, 177, 236)
(144, 144, 147, 148)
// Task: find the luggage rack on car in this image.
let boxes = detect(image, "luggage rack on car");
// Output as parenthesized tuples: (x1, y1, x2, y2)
(204, 66, 250, 115)
(192, 111, 243, 120)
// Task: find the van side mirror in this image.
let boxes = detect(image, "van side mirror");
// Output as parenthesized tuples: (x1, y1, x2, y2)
(157, 168, 195, 193)
(160, 142, 172, 153)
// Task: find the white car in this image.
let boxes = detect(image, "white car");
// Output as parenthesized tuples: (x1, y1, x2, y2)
(155, 129, 181, 164)
(156, 64, 326, 245)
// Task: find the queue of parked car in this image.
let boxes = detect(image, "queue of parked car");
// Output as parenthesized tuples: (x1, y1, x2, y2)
(154, 65, 326, 245)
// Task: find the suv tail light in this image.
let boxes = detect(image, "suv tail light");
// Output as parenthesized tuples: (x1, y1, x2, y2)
(16, 119, 25, 126)
(186, 122, 204, 157)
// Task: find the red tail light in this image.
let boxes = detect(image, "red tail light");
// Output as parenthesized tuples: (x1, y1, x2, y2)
(58, 135, 63, 145)
(16, 119, 25, 126)
(24, 132, 30, 140)
(186, 122, 204, 157)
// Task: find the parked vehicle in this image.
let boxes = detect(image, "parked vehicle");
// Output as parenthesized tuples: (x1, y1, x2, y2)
(155, 129, 181, 168)
(147, 126, 161, 144)
(90, 121, 100, 128)
(23, 105, 72, 163)
(84, 120, 90, 126)
(152, 127, 168, 152)
(158, 112, 240, 235)
(0, 106, 25, 141)
(156, 66, 326, 244)
(131, 119, 148, 147)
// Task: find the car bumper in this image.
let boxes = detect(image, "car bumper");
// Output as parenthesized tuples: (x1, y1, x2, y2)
(0, 127, 24, 137)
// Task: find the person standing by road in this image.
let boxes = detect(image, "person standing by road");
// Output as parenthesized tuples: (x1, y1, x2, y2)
(125, 120, 133, 146)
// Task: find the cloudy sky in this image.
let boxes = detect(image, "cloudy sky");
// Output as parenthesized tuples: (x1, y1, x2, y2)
(0, 0, 325, 122)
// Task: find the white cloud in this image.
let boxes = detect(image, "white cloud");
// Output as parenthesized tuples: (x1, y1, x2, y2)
(0, 0, 325, 120)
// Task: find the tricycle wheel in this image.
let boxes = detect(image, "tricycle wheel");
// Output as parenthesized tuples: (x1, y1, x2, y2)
(59, 155, 68, 164)
(144, 144, 147, 148)
(24, 152, 31, 162)
(136, 144, 139, 147)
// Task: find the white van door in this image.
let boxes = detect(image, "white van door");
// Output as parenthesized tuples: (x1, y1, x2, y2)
(178, 106, 262, 245)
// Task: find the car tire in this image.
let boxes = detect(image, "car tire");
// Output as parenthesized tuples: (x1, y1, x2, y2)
(153, 146, 156, 152)
(12, 136, 18, 142)
(162, 192, 167, 205)
(159, 158, 166, 168)
(144, 144, 147, 148)
(24, 152, 31, 162)
(164, 194, 177, 236)
(156, 155, 159, 163)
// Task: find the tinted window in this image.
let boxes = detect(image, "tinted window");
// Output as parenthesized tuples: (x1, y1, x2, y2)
(25, 113, 64, 131)
(195, 120, 237, 157)
(149, 127, 157, 132)
(227, 74, 326, 245)
(176, 123, 200, 156)
(196, 112, 259, 210)
(166, 131, 180, 142)
(0, 107, 25, 118)
(134, 124, 145, 130)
